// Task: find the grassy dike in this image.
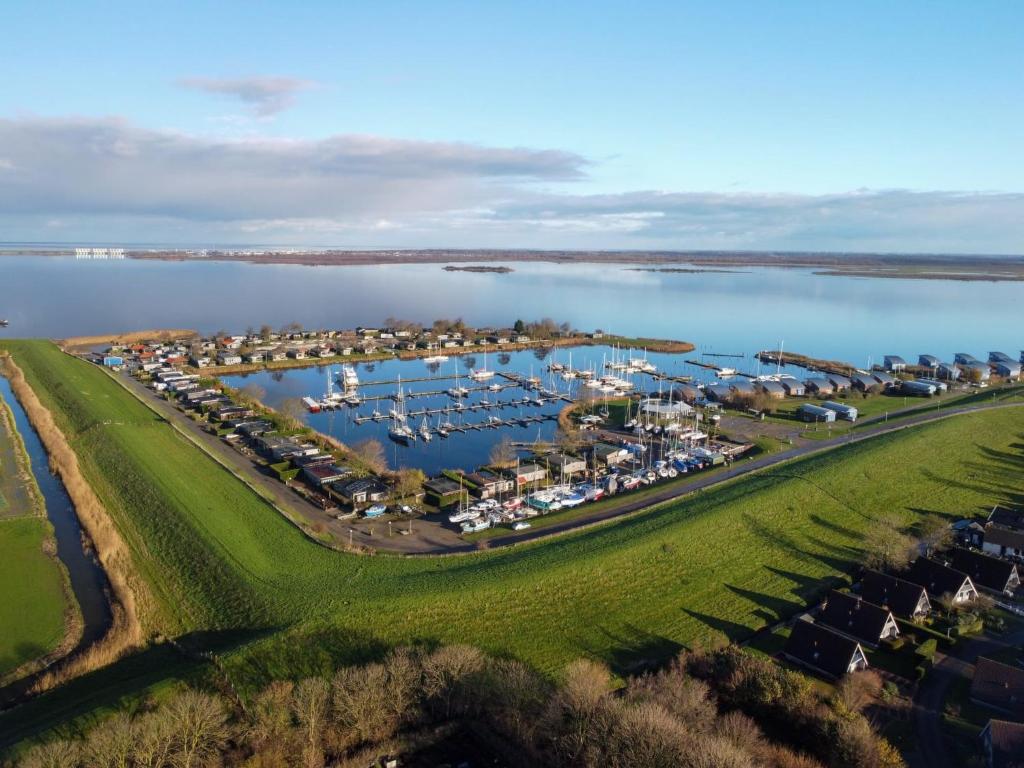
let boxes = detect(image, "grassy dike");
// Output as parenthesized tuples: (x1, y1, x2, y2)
(1, 339, 1022, 749)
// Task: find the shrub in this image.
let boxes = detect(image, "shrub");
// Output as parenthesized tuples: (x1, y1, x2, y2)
(915, 639, 937, 660)
(881, 635, 905, 652)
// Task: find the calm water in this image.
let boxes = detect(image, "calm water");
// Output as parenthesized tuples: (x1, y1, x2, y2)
(0, 377, 112, 651)
(2, 256, 1023, 366)
(222, 345, 730, 475)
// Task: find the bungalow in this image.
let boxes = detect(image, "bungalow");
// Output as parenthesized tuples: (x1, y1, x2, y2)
(214, 405, 255, 421)
(509, 463, 548, 486)
(258, 435, 313, 461)
(287, 347, 308, 360)
(955, 352, 980, 365)
(783, 619, 869, 680)
(983, 526, 1024, 559)
(980, 719, 1024, 768)
(937, 362, 962, 381)
(236, 420, 275, 437)
(950, 549, 1020, 595)
(797, 404, 836, 423)
(971, 658, 1024, 717)
(269, 350, 288, 362)
(826, 374, 852, 391)
(704, 383, 734, 402)
(904, 558, 978, 604)
(303, 464, 351, 487)
(758, 380, 786, 399)
(860, 569, 931, 620)
(994, 361, 1022, 380)
(588, 443, 630, 468)
(884, 355, 907, 372)
(871, 371, 896, 388)
(778, 377, 805, 397)
(817, 591, 899, 648)
(333, 477, 389, 506)
(245, 351, 268, 364)
(423, 477, 466, 508)
(216, 353, 242, 366)
(729, 379, 755, 395)
(543, 452, 588, 477)
(804, 377, 835, 395)
(293, 453, 336, 469)
(918, 354, 940, 369)
(465, 469, 515, 499)
(851, 374, 879, 391)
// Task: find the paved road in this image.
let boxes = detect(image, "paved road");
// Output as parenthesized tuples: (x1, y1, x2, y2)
(910, 624, 1024, 768)
(482, 399, 1024, 550)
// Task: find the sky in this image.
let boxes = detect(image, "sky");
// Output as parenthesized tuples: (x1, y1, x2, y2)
(1, 1, 1022, 253)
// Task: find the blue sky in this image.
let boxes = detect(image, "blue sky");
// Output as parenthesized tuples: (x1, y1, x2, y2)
(1, 1, 1022, 251)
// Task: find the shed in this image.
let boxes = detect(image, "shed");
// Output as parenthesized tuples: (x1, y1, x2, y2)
(510, 463, 548, 485)
(904, 558, 978, 603)
(589, 443, 630, 467)
(423, 477, 465, 507)
(826, 374, 852, 391)
(783, 619, 869, 680)
(797, 404, 836, 423)
(818, 591, 899, 647)
(860, 569, 931, 620)
(883, 355, 907, 372)
(804, 377, 835, 395)
(758, 380, 786, 399)
(543, 453, 588, 477)
(729, 379, 755, 395)
(950, 549, 1020, 595)
(821, 401, 858, 421)
(971, 658, 1024, 717)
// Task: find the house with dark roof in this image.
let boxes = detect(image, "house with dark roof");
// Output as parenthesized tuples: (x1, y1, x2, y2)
(980, 719, 1024, 768)
(423, 477, 465, 508)
(783, 619, 869, 680)
(971, 658, 1024, 717)
(950, 549, 1020, 596)
(904, 558, 978, 604)
(984, 526, 1024, 559)
(303, 464, 352, 487)
(818, 591, 900, 648)
(465, 469, 515, 499)
(861, 570, 931, 620)
(804, 377, 835, 395)
(333, 477, 389, 506)
(851, 374, 879, 391)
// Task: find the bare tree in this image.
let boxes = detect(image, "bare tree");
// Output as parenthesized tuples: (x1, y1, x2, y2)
(18, 740, 82, 768)
(83, 711, 135, 768)
(391, 468, 425, 505)
(332, 663, 395, 747)
(278, 398, 307, 430)
(422, 645, 486, 720)
(292, 677, 332, 768)
(238, 383, 267, 406)
(350, 438, 387, 474)
(915, 515, 952, 556)
(489, 437, 518, 468)
(863, 514, 917, 571)
(832, 670, 883, 715)
(164, 689, 230, 768)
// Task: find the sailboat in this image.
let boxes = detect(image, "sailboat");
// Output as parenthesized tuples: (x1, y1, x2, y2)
(469, 348, 495, 380)
(388, 377, 416, 444)
(448, 367, 469, 398)
(422, 342, 449, 364)
(418, 416, 433, 441)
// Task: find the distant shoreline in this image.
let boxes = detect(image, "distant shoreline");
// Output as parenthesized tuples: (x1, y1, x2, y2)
(4, 247, 1024, 281)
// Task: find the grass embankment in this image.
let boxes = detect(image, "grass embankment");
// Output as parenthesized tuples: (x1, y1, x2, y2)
(0, 391, 74, 683)
(2, 340, 1022, 748)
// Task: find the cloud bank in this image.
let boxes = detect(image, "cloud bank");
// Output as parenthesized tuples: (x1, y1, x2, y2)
(177, 76, 316, 116)
(1, 116, 1022, 253)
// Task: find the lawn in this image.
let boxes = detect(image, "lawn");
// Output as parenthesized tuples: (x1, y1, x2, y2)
(0, 386, 71, 681)
(2, 340, 1023, 746)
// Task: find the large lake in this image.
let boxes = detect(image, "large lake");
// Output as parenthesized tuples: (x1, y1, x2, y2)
(1, 255, 1022, 365)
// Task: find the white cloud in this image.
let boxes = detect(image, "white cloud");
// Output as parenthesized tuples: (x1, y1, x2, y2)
(0, 115, 1022, 253)
(178, 76, 316, 116)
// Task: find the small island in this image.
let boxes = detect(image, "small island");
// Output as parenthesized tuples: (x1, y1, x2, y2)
(442, 265, 514, 273)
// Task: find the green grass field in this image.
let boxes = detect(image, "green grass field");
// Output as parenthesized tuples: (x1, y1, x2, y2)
(2, 340, 1023, 745)
(0, 389, 70, 680)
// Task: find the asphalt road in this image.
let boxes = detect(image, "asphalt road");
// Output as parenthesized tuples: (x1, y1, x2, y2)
(482, 399, 1024, 550)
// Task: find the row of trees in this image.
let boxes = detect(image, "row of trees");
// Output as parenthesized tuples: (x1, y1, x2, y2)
(15, 645, 902, 768)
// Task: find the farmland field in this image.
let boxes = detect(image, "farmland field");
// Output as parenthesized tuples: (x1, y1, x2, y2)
(2, 340, 1023, 741)
(0, 386, 70, 680)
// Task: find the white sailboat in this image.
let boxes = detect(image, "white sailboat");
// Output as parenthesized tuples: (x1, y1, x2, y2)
(469, 349, 495, 380)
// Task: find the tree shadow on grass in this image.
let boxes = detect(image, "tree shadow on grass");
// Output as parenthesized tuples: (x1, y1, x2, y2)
(682, 609, 755, 645)
(808, 513, 861, 541)
(725, 584, 803, 624)
(764, 565, 848, 604)
(584, 623, 684, 677)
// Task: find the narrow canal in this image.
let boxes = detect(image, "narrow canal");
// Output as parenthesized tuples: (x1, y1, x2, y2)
(0, 377, 112, 656)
